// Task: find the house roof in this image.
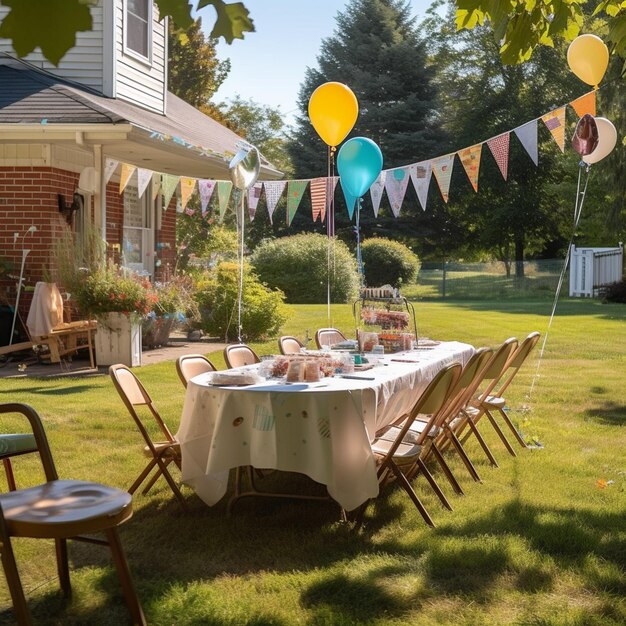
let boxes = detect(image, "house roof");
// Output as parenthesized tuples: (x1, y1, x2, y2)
(0, 64, 283, 180)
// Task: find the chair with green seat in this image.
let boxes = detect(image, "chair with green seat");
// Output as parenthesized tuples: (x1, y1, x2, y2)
(1, 433, 37, 491)
(0, 403, 146, 625)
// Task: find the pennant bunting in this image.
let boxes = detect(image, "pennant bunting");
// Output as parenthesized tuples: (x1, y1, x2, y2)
(119, 163, 136, 194)
(247, 182, 263, 221)
(385, 167, 410, 217)
(151, 173, 161, 202)
(458, 144, 482, 192)
(324, 176, 339, 223)
(310, 177, 327, 222)
(198, 180, 216, 215)
(263, 181, 287, 224)
(104, 158, 118, 184)
(161, 174, 179, 209)
(286, 180, 309, 226)
(541, 107, 567, 152)
(409, 162, 432, 211)
(217, 181, 233, 220)
(514, 120, 539, 166)
(340, 179, 358, 219)
(179, 177, 196, 211)
(570, 91, 596, 118)
(431, 154, 455, 203)
(370, 171, 386, 217)
(137, 168, 153, 198)
(487, 133, 510, 181)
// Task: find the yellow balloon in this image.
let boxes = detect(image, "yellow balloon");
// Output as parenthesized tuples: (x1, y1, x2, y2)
(567, 34, 609, 88)
(308, 82, 359, 147)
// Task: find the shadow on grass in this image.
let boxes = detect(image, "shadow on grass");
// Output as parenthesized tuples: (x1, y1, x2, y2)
(584, 400, 626, 426)
(0, 384, 100, 396)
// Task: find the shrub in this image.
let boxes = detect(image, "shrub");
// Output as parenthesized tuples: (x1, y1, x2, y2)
(194, 262, 289, 341)
(251, 233, 360, 303)
(601, 279, 626, 303)
(361, 238, 420, 288)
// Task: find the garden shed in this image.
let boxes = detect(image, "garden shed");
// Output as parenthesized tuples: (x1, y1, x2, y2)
(569, 244, 623, 297)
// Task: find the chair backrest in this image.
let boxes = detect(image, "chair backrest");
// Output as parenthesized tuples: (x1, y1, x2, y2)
(278, 336, 303, 355)
(176, 354, 216, 388)
(315, 328, 346, 349)
(492, 331, 541, 398)
(476, 337, 519, 401)
(223, 343, 260, 369)
(109, 364, 175, 446)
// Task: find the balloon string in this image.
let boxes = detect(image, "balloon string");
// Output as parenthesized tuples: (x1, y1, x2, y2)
(529, 163, 591, 399)
(327, 145, 332, 326)
(237, 190, 245, 343)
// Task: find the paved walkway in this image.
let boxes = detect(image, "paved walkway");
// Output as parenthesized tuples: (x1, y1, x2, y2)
(0, 335, 227, 379)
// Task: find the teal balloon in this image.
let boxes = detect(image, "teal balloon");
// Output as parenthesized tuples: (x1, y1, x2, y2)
(341, 183, 358, 219)
(337, 137, 383, 200)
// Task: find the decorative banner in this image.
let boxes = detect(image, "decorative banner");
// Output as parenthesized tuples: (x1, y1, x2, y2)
(370, 170, 386, 217)
(137, 168, 153, 198)
(324, 176, 339, 223)
(431, 154, 455, 203)
(385, 167, 410, 217)
(570, 91, 596, 118)
(161, 174, 179, 209)
(458, 144, 482, 192)
(217, 181, 233, 220)
(104, 158, 118, 184)
(198, 179, 216, 215)
(287, 180, 309, 226)
(247, 182, 263, 220)
(310, 177, 327, 222)
(179, 177, 196, 212)
(119, 163, 136, 194)
(151, 173, 161, 202)
(487, 133, 510, 181)
(514, 120, 539, 165)
(409, 161, 432, 211)
(263, 181, 287, 224)
(541, 107, 567, 152)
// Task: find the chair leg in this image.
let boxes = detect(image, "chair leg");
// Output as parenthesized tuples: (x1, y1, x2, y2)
(141, 458, 174, 496)
(466, 417, 499, 468)
(155, 458, 188, 511)
(445, 428, 482, 482)
(389, 461, 435, 527)
(415, 458, 453, 511)
(430, 445, 464, 496)
(0, 524, 32, 625)
(484, 409, 517, 457)
(55, 538, 71, 598)
(128, 459, 158, 495)
(104, 528, 146, 626)
(3, 458, 17, 491)
(497, 407, 528, 448)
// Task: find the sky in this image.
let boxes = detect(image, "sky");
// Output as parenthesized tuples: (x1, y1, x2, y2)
(202, 0, 440, 126)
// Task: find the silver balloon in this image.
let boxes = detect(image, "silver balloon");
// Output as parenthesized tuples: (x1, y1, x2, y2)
(229, 147, 260, 190)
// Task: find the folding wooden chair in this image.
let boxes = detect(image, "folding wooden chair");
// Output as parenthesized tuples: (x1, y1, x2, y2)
(176, 354, 216, 388)
(356, 363, 462, 528)
(109, 365, 187, 510)
(315, 328, 346, 349)
(0, 403, 145, 625)
(278, 335, 304, 355)
(224, 343, 260, 369)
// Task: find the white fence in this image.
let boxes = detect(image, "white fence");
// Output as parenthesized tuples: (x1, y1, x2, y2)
(569, 245, 624, 297)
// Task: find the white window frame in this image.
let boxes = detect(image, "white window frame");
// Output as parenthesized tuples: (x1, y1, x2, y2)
(123, 0, 153, 65)
(122, 180, 155, 277)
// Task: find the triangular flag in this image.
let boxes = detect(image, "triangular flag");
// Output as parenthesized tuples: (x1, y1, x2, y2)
(431, 154, 455, 203)
(137, 168, 153, 198)
(104, 158, 118, 184)
(217, 181, 233, 220)
(541, 107, 566, 152)
(263, 181, 287, 224)
(570, 91, 596, 118)
(409, 161, 432, 211)
(370, 171, 386, 217)
(151, 173, 161, 202)
(161, 174, 179, 209)
(198, 180, 216, 216)
(385, 167, 410, 217)
(310, 177, 327, 222)
(119, 163, 136, 194)
(247, 182, 263, 221)
(458, 144, 482, 192)
(323, 176, 339, 223)
(487, 133, 510, 181)
(179, 177, 196, 212)
(287, 180, 309, 226)
(340, 179, 358, 219)
(514, 120, 539, 165)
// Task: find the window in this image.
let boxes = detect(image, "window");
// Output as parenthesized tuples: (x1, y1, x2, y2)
(125, 0, 151, 60)
(122, 182, 154, 276)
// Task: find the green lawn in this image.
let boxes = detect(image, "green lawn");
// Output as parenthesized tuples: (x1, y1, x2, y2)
(1, 299, 625, 625)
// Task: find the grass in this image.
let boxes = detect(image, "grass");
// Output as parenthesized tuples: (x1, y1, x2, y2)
(1, 298, 626, 625)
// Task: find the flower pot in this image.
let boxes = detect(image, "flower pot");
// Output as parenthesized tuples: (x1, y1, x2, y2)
(95, 312, 142, 367)
(142, 316, 175, 349)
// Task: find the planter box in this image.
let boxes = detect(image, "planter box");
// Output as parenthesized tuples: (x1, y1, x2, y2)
(95, 312, 142, 367)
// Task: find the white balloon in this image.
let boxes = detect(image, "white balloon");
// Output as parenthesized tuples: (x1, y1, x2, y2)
(229, 147, 260, 190)
(583, 117, 617, 165)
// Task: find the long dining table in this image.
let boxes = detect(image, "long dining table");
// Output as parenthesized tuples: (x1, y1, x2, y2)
(176, 341, 474, 511)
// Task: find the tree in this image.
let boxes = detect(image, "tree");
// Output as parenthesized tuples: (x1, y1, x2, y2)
(0, 0, 254, 66)
(287, 0, 447, 241)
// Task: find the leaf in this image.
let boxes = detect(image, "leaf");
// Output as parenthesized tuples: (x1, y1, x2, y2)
(0, 0, 93, 66)
(154, 0, 193, 28)
(198, 0, 255, 43)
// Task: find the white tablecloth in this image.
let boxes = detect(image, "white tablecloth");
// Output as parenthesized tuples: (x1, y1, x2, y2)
(177, 341, 474, 511)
